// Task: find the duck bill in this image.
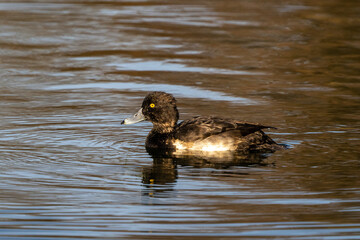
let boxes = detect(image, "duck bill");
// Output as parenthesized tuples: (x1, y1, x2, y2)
(121, 108, 146, 125)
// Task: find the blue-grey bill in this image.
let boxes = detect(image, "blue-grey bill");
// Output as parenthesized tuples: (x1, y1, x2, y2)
(121, 108, 146, 125)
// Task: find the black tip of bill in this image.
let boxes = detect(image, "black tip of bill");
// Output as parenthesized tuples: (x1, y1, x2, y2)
(121, 108, 146, 125)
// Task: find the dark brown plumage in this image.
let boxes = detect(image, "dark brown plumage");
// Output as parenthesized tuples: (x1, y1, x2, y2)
(122, 91, 284, 154)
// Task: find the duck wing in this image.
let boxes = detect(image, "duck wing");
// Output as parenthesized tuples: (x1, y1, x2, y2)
(174, 116, 275, 142)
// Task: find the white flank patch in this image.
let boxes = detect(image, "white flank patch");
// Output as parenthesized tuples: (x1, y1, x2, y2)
(174, 140, 232, 152)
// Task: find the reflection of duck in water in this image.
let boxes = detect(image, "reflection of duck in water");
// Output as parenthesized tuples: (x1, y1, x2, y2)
(141, 152, 272, 198)
(122, 91, 285, 155)
(141, 157, 177, 198)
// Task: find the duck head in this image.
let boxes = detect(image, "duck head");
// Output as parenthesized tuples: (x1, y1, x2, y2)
(121, 92, 179, 133)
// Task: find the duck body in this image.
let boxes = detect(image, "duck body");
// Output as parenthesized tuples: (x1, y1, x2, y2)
(146, 116, 281, 154)
(122, 92, 284, 154)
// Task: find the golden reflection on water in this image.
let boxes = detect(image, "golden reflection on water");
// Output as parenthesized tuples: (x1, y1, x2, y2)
(0, 0, 359, 239)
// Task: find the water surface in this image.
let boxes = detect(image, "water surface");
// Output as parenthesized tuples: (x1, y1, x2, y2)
(0, 0, 359, 239)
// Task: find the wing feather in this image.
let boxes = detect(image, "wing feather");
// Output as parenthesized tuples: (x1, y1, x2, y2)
(174, 116, 275, 142)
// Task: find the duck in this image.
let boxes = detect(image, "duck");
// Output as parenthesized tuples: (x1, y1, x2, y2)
(121, 91, 284, 154)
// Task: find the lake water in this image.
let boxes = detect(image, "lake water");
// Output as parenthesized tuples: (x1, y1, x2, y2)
(0, 0, 359, 239)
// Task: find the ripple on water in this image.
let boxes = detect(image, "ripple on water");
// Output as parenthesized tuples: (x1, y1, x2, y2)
(45, 82, 259, 105)
(105, 59, 265, 76)
(100, 5, 260, 28)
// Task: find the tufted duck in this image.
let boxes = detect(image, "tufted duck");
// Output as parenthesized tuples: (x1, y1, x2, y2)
(122, 91, 284, 154)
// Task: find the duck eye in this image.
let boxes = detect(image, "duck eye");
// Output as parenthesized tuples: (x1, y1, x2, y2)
(150, 103, 155, 108)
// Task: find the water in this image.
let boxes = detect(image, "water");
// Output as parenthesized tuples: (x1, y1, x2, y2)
(0, 0, 359, 239)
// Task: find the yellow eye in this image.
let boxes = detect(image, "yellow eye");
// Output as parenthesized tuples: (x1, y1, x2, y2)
(150, 103, 155, 108)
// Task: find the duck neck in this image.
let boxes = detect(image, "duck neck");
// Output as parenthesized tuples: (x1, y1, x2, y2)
(152, 121, 177, 134)
(146, 122, 177, 150)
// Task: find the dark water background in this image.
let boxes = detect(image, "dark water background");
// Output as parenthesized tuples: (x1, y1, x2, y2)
(0, 0, 359, 239)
